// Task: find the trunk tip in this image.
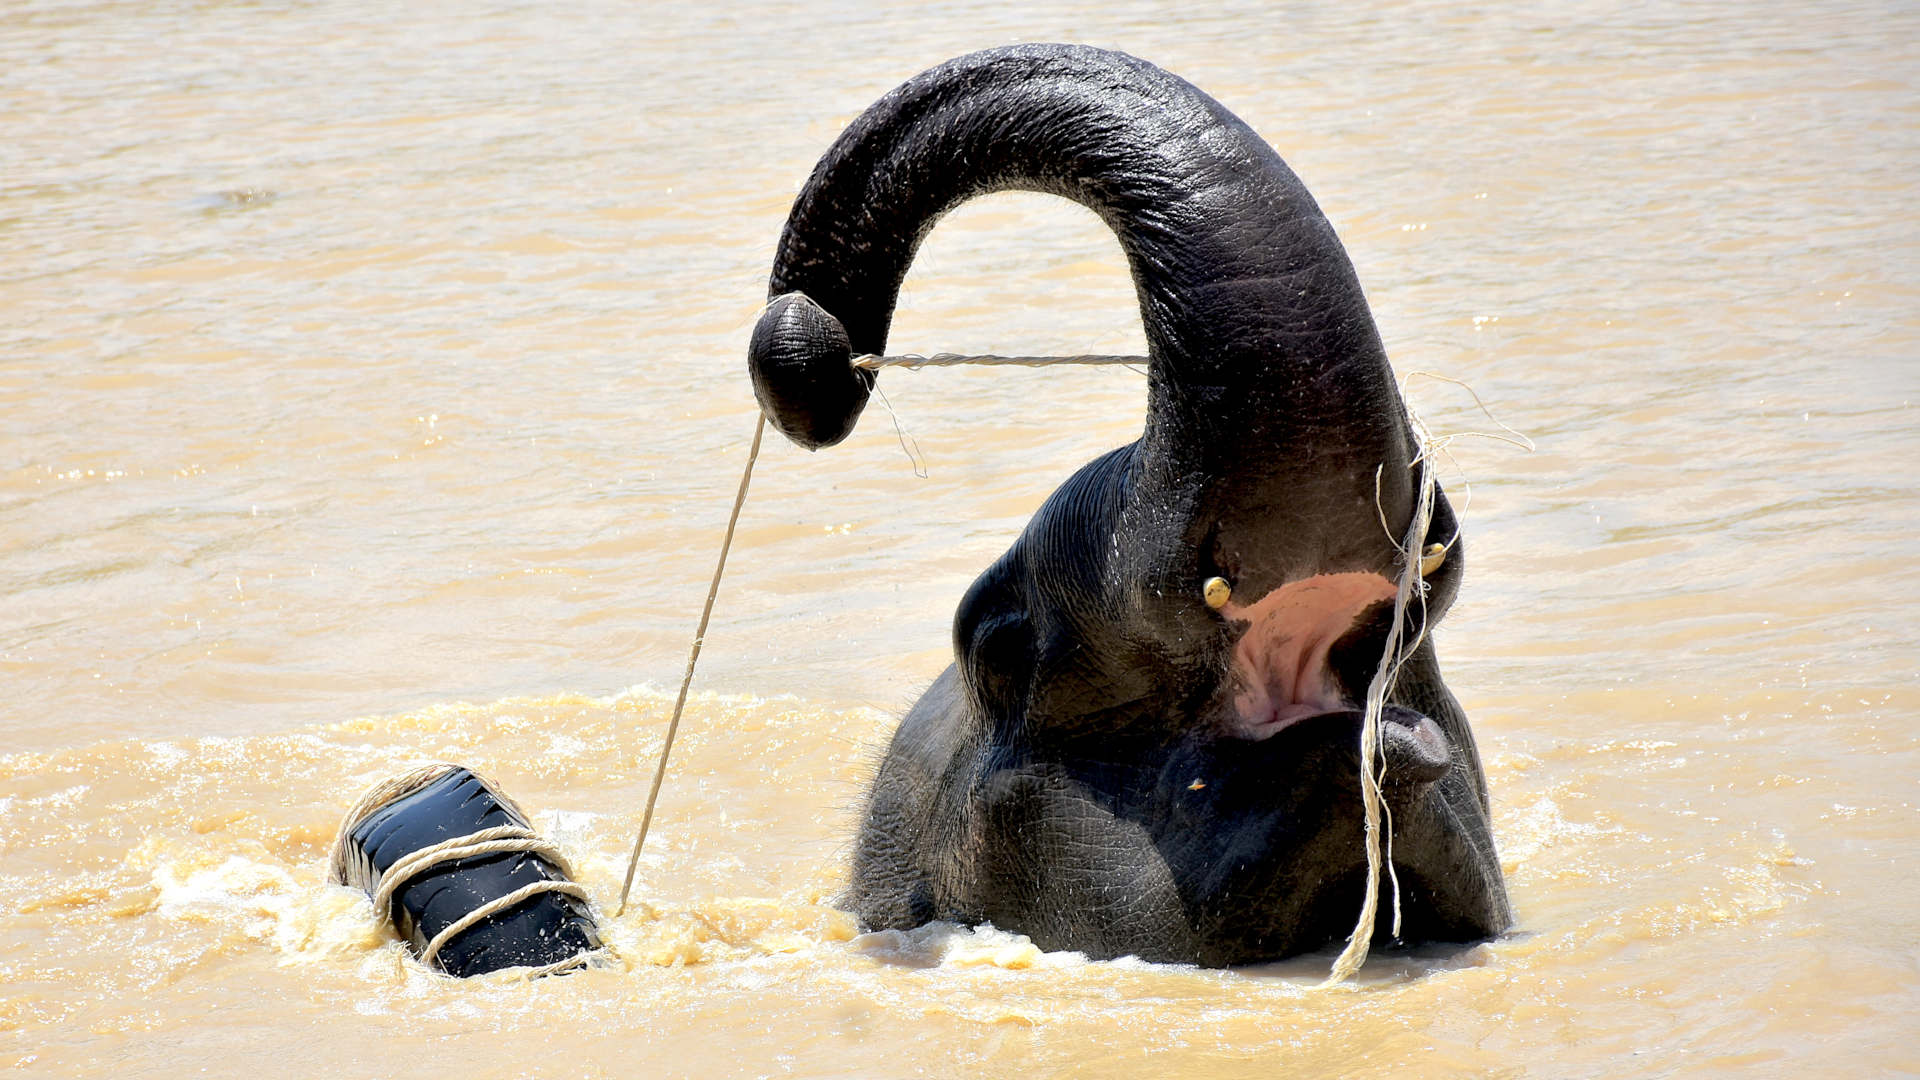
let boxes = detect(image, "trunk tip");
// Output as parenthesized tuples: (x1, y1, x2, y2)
(748, 292, 873, 450)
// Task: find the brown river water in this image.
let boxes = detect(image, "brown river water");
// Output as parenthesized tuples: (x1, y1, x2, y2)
(3, 1, 1916, 1076)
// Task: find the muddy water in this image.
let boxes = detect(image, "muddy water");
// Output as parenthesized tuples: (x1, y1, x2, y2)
(3, 1, 1916, 1075)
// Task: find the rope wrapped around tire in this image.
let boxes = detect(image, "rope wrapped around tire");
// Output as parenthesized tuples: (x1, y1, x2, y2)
(329, 763, 603, 977)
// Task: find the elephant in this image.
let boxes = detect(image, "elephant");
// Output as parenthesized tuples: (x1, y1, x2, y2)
(746, 44, 1512, 966)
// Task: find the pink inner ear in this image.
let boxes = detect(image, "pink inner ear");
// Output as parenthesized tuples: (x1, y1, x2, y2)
(1224, 572, 1397, 740)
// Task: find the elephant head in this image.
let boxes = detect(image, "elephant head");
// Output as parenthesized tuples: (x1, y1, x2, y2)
(748, 44, 1511, 965)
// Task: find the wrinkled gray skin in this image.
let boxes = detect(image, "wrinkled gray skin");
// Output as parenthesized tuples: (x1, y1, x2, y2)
(747, 45, 1511, 965)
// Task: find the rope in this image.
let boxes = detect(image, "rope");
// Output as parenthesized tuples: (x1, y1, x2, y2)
(616, 412, 767, 917)
(1323, 414, 1440, 986)
(852, 352, 1145, 370)
(501, 946, 601, 979)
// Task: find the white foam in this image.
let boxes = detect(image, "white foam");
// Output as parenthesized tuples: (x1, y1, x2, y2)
(849, 921, 1092, 970)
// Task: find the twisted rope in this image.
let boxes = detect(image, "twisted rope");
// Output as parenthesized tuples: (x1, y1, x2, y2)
(616, 413, 766, 917)
(852, 352, 1145, 370)
(1323, 412, 1441, 985)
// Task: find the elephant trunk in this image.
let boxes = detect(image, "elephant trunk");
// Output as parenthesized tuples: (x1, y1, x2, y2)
(749, 44, 1422, 588)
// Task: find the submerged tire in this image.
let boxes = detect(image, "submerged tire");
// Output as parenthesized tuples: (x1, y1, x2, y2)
(329, 763, 602, 977)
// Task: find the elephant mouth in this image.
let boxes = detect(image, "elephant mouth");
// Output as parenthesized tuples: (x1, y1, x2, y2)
(1253, 705, 1455, 793)
(1223, 571, 1400, 740)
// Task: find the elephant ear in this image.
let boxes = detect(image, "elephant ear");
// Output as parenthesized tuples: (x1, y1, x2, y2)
(748, 293, 874, 450)
(951, 552, 1037, 736)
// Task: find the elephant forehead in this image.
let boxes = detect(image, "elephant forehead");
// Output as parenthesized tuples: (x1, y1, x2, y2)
(1224, 571, 1397, 739)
